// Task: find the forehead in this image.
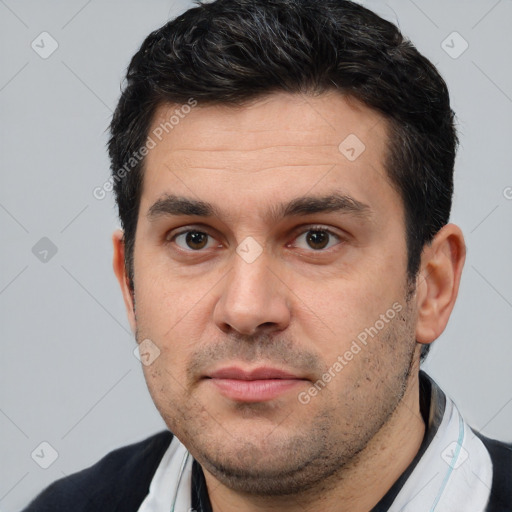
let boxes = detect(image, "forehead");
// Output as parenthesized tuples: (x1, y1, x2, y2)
(140, 91, 399, 222)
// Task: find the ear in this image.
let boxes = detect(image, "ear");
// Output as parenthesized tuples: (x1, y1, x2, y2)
(415, 223, 466, 345)
(112, 229, 137, 334)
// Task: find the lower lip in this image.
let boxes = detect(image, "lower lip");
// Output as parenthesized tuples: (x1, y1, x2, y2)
(207, 378, 304, 402)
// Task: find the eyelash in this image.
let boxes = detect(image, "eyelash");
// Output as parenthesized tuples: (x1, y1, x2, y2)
(167, 225, 344, 253)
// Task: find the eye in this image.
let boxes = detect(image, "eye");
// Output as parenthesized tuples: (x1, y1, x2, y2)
(173, 230, 219, 251)
(291, 227, 342, 251)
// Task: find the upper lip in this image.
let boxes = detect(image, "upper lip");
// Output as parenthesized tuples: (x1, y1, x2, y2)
(207, 366, 302, 380)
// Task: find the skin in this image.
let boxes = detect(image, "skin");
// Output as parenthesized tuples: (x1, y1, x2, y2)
(113, 91, 466, 512)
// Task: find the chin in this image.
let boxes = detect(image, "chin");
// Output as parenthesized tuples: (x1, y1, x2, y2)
(186, 421, 352, 496)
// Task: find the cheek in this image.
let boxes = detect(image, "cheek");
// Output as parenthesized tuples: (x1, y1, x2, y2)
(295, 273, 403, 355)
(141, 362, 185, 433)
(134, 263, 204, 337)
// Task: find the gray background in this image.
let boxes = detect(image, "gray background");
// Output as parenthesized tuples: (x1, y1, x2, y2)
(1, 0, 511, 510)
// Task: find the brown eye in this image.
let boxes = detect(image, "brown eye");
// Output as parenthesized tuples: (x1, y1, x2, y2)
(292, 228, 341, 251)
(306, 230, 330, 250)
(174, 230, 214, 250)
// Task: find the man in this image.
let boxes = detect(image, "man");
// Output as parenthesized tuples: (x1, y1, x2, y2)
(23, 0, 511, 510)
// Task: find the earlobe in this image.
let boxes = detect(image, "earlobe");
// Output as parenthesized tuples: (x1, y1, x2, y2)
(112, 229, 137, 334)
(415, 224, 466, 345)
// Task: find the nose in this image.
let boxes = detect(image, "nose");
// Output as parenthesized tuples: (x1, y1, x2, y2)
(213, 250, 291, 337)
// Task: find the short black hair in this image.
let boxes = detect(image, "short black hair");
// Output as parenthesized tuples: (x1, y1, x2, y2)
(108, 0, 459, 362)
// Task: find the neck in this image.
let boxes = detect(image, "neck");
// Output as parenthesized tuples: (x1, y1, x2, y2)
(204, 366, 426, 512)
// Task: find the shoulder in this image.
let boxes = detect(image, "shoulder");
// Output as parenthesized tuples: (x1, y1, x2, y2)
(22, 430, 173, 512)
(474, 431, 512, 511)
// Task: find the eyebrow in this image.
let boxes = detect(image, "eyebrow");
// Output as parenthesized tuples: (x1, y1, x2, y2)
(147, 192, 372, 223)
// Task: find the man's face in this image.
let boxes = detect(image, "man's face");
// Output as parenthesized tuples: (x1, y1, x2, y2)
(128, 92, 419, 494)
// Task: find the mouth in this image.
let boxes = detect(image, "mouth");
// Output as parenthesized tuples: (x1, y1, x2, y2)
(204, 366, 307, 402)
